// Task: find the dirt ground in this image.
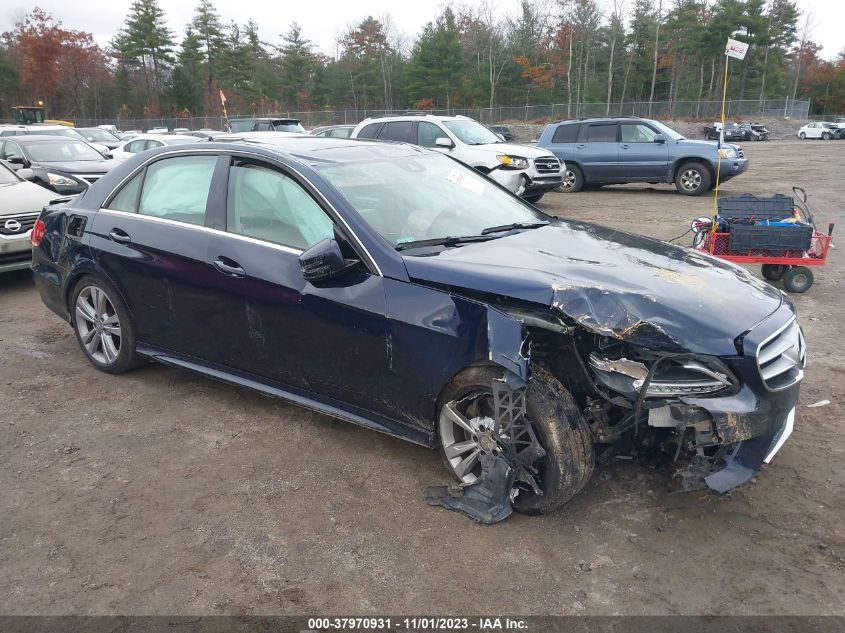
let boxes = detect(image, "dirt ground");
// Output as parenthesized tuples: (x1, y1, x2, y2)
(1, 139, 844, 616)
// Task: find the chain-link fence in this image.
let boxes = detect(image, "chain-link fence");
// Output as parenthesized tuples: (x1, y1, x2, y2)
(1, 98, 810, 131)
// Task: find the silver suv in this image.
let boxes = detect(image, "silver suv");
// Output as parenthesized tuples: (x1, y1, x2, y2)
(352, 113, 563, 203)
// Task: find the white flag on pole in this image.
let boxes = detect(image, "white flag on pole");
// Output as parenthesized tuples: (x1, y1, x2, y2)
(725, 38, 749, 60)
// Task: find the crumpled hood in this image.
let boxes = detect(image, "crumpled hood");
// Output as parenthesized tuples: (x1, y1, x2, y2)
(469, 142, 558, 160)
(0, 181, 58, 215)
(402, 221, 785, 356)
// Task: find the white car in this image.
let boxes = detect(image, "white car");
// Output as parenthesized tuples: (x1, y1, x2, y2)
(111, 134, 204, 161)
(798, 122, 837, 140)
(351, 113, 564, 203)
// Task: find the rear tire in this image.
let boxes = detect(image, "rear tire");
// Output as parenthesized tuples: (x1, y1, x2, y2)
(782, 266, 814, 293)
(822, 132, 832, 140)
(70, 275, 144, 374)
(675, 162, 711, 196)
(436, 365, 594, 515)
(559, 165, 584, 193)
(799, 132, 806, 139)
(762, 264, 788, 281)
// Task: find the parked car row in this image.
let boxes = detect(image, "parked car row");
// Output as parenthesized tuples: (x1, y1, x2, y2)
(702, 121, 770, 141)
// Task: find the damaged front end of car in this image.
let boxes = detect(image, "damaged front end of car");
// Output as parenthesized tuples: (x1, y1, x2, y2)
(513, 295, 805, 495)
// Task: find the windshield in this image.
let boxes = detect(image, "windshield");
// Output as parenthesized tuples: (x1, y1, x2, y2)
(443, 120, 503, 145)
(272, 121, 305, 133)
(80, 128, 118, 142)
(315, 153, 547, 249)
(162, 136, 202, 145)
(26, 140, 104, 162)
(0, 163, 19, 185)
(650, 120, 685, 140)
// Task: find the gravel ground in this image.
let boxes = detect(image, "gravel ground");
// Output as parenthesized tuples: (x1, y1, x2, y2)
(1, 139, 843, 616)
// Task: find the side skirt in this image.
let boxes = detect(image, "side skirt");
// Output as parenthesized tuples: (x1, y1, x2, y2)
(136, 344, 434, 448)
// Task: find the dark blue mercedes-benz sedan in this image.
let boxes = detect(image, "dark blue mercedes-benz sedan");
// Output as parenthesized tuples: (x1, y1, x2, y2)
(30, 136, 804, 517)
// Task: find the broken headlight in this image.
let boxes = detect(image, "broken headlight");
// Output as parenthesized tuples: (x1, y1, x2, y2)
(589, 354, 732, 399)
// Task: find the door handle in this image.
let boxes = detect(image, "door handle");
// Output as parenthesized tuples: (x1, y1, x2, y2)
(108, 228, 131, 244)
(621, 144, 630, 149)
(213, 257, 245, 278)
(575, 143, 586, 149)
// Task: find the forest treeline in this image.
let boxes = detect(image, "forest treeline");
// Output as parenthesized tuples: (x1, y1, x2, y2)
(1, 0, 843, 121)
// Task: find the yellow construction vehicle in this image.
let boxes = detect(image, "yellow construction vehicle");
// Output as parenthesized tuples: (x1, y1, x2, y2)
(11, 104, 74, 127)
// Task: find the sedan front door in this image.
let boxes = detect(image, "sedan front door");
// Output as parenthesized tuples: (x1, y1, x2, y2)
(199, 155, 394, 418)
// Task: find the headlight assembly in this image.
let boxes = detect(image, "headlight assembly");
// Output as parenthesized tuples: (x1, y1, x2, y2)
(496, 155, 529, 170)
(47, 172, 79, 187)
(718, 148, 737, 159)
(589, 354, 732, 398)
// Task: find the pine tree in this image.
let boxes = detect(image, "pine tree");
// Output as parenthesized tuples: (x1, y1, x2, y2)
(123, 0, 174, 115)
(405, 8, 465, 108)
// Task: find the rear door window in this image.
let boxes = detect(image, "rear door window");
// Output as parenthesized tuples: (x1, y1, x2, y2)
(378, 121, 416, 144)
(551, 124, 580, 143)
(585, 124, 618, 143)
(107, 173, 143, 212)
(356, 122, 382, 139)
(138, 155, 217, 226)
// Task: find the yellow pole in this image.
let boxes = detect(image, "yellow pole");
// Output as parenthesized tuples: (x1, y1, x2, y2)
(711, 53, 730, 251)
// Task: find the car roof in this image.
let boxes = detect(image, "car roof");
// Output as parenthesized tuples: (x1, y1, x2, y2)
(231, 117, 301, 123)
(9, 134, 89, 144)
(550, 116, 658, 125)
(208, 136, 429, 165)
(124, 133, 200, 141)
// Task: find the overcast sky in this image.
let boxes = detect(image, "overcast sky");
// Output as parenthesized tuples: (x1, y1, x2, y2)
(1, 0, 841, 60)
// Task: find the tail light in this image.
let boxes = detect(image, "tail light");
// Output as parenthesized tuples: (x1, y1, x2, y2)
(30, 219, 46, 247)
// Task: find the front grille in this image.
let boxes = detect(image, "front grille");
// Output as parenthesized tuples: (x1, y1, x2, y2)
(533, 157, 561, 174)
(757, 317, 805, 390)
(736, 147, 745, 158)
(0, 213, 38, 236)
(78, 174, 102, 185)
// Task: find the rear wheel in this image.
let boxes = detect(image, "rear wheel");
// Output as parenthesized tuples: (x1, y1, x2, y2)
(799, 132, 806, 139)
(782, 266, 814, 293)
(822, 132, 832, 140)
(558, 165, 584, 193)
(437, 365, 594, 515)
(675, 162, 711, 196)
(70, 276, 144, 373)
(762, 264, 788, 281)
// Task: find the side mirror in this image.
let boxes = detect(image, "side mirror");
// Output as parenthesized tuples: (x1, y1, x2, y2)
(299, 238, 358, 282)
(653, 134, 666, 144)
(435, 137, 454, 149)
(7, 155, 25, 165)
(793, 186, 807, 203)
(17, 168, 35, 181)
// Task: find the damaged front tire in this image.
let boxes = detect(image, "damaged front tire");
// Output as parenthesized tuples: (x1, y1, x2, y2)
(436, 365, 594, 515)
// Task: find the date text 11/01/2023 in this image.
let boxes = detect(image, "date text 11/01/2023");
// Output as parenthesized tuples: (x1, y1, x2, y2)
(306, 617, 529, 630)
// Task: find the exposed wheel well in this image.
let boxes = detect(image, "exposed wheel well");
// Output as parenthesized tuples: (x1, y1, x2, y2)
(672, 158, 714, 182)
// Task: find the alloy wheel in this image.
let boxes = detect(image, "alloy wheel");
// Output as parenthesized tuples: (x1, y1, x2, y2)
(75, 285, 122, 365)
(560, 170, 577, 191)
(680, 169, 702, 192)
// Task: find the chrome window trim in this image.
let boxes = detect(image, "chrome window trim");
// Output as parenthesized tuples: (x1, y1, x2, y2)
(101, 146, 383, 276)
(97, 208, 304, 256)
(756, 316, 804, 391)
